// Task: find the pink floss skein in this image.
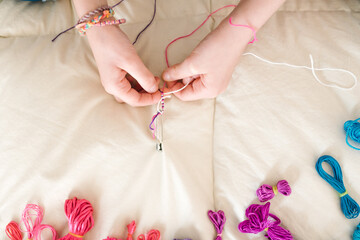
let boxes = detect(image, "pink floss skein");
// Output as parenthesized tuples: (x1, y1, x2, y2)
(5, 221, 23, 240)
(21, 204, 57, 240)
(57, 197, 95, 240)
(256, 180, 292, 202)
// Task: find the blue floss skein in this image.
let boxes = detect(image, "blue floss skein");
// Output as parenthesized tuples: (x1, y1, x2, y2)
(344, 118, 360, 150)
(354, 223, 360, 240)
(316, 155, 360, 219)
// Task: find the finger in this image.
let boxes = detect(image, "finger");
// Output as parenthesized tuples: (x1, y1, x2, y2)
(114, 96, 124, 103)
(162, 59, 197, 82)
(123, 56, 159, 93)
(173, 76, 212, 101)
(105, 76, 161, 107)
(183, 74, 200, 85)
(165, 80, 177, 89)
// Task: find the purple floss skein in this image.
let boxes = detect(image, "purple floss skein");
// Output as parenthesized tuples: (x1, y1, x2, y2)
(208, 210, 226, 240)
(238, 203, 294, 240)
(257, 180, 292, 202)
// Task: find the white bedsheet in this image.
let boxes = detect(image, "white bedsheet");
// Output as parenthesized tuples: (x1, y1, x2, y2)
(0, 0, 360, 239)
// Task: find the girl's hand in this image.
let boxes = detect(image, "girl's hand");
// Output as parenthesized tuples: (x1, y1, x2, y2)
(86, 25, 161, 107)
(162, 18, 253, 101)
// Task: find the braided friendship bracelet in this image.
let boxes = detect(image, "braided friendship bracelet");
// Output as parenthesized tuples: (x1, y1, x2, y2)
(76, 8, 126, 35)
(52, 2, 126, 41)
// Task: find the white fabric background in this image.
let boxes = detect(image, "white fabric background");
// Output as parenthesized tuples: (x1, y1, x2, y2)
(0, 0, 359, 239)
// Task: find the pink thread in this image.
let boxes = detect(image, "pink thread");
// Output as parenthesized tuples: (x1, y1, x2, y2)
(57, 197, 95, 240)
(6, 221, 22, 240)
(165, 4, 237, 67)
(21, 204, 57, 240)
(256, 180, 292, 202)
(228, 17, 257, 44)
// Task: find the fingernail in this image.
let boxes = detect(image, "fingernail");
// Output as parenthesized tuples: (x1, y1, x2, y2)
(150, 85, 158, 93)
(163, 72, 170, 80)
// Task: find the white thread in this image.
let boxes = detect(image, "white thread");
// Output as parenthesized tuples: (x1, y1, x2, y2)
(152, 82, 191, 143)
(243, 52, 358, 90)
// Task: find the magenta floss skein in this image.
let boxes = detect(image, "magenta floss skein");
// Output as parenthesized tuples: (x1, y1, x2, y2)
(256, 180, 292, 202)
(238, 202, 294, 240)
(208, 210, 226, 240)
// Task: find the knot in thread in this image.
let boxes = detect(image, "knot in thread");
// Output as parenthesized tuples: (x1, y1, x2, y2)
(272, 185, 278, 195)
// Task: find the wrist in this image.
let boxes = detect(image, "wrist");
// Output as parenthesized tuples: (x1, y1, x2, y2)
(215, 16, 255, 51)
(72, 0, 109, 17)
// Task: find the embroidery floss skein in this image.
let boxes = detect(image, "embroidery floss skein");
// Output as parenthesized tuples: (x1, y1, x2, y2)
(145, 229, 160, 240)
(256, 180, 292, 202)
(5, 221, 22, 240)
(127, 221, 136, 240)
(344, 118, 360, 150)
(354, 223, 360, 240)
(316, 155, 360, 219)
(21, 204, 57, 240)
(57, 197, 95, 240)
(208, 210, 226, 240)
(238, 202, 293, 240)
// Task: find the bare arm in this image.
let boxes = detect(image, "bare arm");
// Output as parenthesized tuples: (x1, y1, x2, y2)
(162, 0, 286, 101)
(72, 0, 161, 107)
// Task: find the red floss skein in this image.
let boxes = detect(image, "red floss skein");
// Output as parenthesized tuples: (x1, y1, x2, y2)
(22, 204, 57, 240)
(5, 221, 23, 240)
(256, 180, 292, 202)
(137, 234, 145, 240)
(57, 197, 95, 240)
(146, 229, 160, 240)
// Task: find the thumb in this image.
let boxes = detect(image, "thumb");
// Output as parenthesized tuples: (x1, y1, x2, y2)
(124, 56, 159, 93)
(162, 59, 197, 82)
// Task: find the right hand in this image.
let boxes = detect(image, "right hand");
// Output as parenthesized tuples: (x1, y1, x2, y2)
(86, 25, 161, 107)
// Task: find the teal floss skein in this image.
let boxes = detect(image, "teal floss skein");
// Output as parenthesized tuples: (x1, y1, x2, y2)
(316, 155, 360, 219)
